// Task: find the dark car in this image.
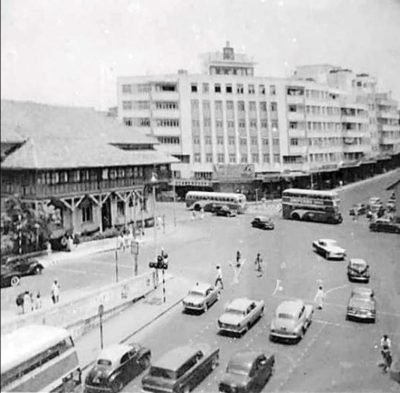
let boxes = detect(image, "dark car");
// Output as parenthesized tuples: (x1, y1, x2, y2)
(219, 351, 275, 393)
(215, 205, 237, 217)
(85, 343, 151, 393)
(1, 265, 21, 288)
(251, 216, 274, 230)
(142, 344, 219, 393)
(349, 203, 367, 216)
(369, 218, 400, 234)
(1, 255, 44, 276)
(347, 258, 370, 283)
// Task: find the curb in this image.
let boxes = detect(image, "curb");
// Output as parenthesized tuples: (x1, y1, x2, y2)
(80, 279, 186, 371)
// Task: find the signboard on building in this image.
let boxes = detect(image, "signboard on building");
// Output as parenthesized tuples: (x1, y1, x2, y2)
(213, 164, 255, 180)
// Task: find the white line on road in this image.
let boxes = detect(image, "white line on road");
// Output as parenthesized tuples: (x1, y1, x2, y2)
(325, 284, 349, 295)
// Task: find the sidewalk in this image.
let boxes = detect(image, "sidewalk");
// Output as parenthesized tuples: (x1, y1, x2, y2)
(76, 274, 195, 370)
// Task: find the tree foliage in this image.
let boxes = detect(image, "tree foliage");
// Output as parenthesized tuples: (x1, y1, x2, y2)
(1, 195, 55, 255)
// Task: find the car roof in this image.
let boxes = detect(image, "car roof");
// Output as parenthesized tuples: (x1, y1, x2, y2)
(276, 300, 304, 314)
(189, 282, 212, 293)
(96, 344, 136, 364)
(228, 351, 266, 370)
(254, 216, 270, 221)
(153, 344, 210, 372)
(349, 258, 367, 265)
(227, 298, 254, 311)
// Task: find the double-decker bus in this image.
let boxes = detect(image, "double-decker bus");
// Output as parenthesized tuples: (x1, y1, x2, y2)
(185, 191, 247, 213)
(282, 188, 342, 224)
(1, 325, 82, 393)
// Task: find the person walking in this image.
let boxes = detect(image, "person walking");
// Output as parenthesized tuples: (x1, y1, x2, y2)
(16, 292, 25, 314)
(51, 280, 60, 304)
(215, 265, 224, 289)
(380, 334, 392, 373)
(236, 250, 241, 264)
(23, 291, 32, 313)
(200, 207, 204, 220)
(254, 253, 263, 277)
(34, 291, 42, 310)
(230, 253, 245, 285)
(191, 210, 196, 220)
(314, 285, 325, 310)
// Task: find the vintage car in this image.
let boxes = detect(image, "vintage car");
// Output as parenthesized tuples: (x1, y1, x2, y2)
(1, 255, 44, 277)
(312, 239, 346, 260)
(251, 216, 274, 230)
(218, 298, 264, 336)
(347, 258, 370, 283)
(219, 351, 275, 393)
(269, 299, 314, 342)
(84, 343, 151, 393)
(0, 264, 21, 288)
(346, 287, 376, 323)
(182, 282, 220, 313)
(141, 344, 219, 393)
(369, 218, 400, 234)
(349, 203, 367, 216)
(215, 205, 238, 217)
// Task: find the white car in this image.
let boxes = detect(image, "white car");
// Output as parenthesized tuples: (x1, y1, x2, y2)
(312, 239, 346, 260)
(182, 282, 220, 312)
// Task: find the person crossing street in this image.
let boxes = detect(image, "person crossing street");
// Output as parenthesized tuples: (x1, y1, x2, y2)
(254, 253, 263, 277)
(215, 265, 224, 289)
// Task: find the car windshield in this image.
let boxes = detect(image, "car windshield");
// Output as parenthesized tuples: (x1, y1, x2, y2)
(351, 262, 365, 268)
(226, 308, 246, 316)
(227, 363, 250, 376)
(149, 367, 176, 379)
(277, 313, 295, 320)
(97, 359, 112, 366)
(188, 290, 205, 297)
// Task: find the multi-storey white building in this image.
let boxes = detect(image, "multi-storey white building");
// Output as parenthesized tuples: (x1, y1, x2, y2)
(117, 43, 400, 194)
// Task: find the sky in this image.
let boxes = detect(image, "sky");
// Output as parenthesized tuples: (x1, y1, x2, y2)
(2, 0, 400, 109)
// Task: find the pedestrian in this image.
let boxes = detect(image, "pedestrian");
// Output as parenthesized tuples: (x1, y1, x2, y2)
(34, 291, 42, 310)
(73, 232, 80, 248)
(16, 292, 25, 314)
(117, 232, 125, 251)
(230, 256, 245, 285)
(215, 265, 224, 289)
(23, 291, 32, 313)
(254, 253, 263, 277)
(236, 250, 241, 264)
(200, 207, 204, 220)
(191, 210, 196, 220)
(314, 285, 325, 310)
(51, 280, 60, 304)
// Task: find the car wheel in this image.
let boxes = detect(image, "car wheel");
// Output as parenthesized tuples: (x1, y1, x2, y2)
(324, 251, 330, 260)
(35, 266, 43, 275)
(111, 379, 123, 393)
(10, 276, 20, 287)
(140, 355, 151, 369)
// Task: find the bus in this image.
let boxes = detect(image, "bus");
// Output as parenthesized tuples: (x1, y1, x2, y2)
(282, 188, 343, 224)
(185, 191, 247, 213)
(1, 325, 82, 393)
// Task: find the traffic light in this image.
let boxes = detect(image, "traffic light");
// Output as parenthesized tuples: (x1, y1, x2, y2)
(148, 256, 168, 270)
(149, 261, 158, 269)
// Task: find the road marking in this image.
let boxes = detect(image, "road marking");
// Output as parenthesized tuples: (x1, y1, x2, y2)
(325, 284, 349, 295)
(272, 280, 283, 295)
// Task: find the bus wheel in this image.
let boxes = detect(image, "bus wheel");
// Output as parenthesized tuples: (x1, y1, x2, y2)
(292, 213, 300, 220)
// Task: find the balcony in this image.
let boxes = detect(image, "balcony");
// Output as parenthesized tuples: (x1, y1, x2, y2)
(378, 124, 400, 132)
(286, 95, 305, 104)
(288, 145, 308, 155)
(152, 109, 180, 118)
(287, 111, 306, 122)
(151, 91, 179, 101)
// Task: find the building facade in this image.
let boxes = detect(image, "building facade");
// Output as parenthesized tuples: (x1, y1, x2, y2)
(117, 43, 400, 197)
(1, 100, 177, 244)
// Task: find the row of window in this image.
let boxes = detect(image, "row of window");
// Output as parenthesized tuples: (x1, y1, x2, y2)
(192, 119, 279, 132)
(158, 136, 181, 144)
(192, 136, 279, 146)
(121, 83, 179, 94)
(310, 153, 342, 162)
(36, 167, 147, 185)
(193, 153, 281, 164)
(191, 100, 277, 114)
(122, 101, 179, 111)
(191, 83, 276, 96)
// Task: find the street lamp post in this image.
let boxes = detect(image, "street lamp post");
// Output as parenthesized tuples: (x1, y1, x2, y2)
(150, 173, 158, 257)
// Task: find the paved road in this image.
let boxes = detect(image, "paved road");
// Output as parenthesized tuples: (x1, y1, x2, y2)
(2, 171, 399, 392)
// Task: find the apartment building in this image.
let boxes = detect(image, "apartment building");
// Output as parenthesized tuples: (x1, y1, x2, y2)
(117, 43, 400, 195)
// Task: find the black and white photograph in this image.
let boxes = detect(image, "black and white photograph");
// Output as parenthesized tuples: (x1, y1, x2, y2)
(1, 0, 400, 392)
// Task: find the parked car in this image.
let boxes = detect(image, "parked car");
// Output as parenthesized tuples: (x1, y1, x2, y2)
(219, 351, 275, 393)
(1, 255, 44, 276)
(369, 218, 400, 234)
(312, 239, 346, 260)
(218, 298, 264, 336)
(251, 216, 274, 230)
(84, 343, 151, 393)
(347, 258, 370, 283)
(349, 203, 367, 216)
(346, 287, 376, 323)
(142, 344, 219, 393)
(215, 205, 237, 217)
(0, 265, 21, 288)
(182, 282, 220, 313)
(269, 299, 314, 343)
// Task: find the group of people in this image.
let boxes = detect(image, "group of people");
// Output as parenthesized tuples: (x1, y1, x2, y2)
(15, 279, 60, 314)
